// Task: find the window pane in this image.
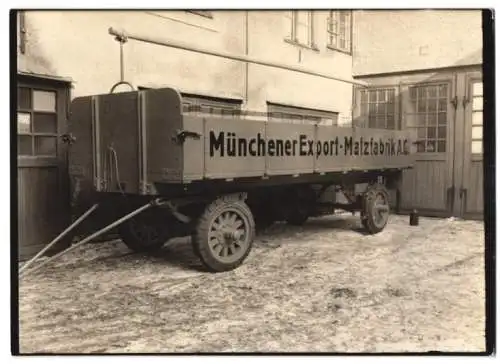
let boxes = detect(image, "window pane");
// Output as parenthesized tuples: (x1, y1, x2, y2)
(472, 111, 483, 126)
(472, 82, 483, 96)
(427, 127, 437, 139)
(35, 136, 57, 156)
(417, 100, 426, 113)
(472, 125, 483, 140)
(426, 141, 436, 152)
(417, 127, 427, 138)
(387, 115, 395, 129)
(438, 112, 447, 125)
(428, 99, 437, 112)
(33, 90, 56, 112)
(360, 91, 367, 103)
(17, 112, 31, 134)
(369, 103, 376, 114)
(410, 87, 417, 100)
(296, 23, 308, 43)
(417, 141, 426, 153)
(18, 135, 32, 155)
(33, 113, 57, 133)
(405, 114, 418, 127)
(471, 140, 482, 154)
(472, 96, 483, 111)
(438, 126, 447, 139)
(386, 102, 395, 113)
(427, 114, 437, 126)
(438, 98, 447, 112)
(428, 86, 437, 98)
(438, 85, 448, 97)
(417, 115, 426, 126)
(297, 11, 309, 25)
(437, 140, 446, 153)
(18, 87, 31, 109)
(369, 91, 377, 102)
(417, 87, 426, 98)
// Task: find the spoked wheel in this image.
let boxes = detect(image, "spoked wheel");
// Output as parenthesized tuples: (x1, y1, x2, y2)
(192, 197, 255, 272)
(118, 214, 171, 253)
(361, 183, 390, 234)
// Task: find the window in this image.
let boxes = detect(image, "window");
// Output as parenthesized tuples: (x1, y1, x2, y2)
(267, 103, 338, 126)
(181, 93, 242, 117)
(284, 11, 315, 48)
(471, 81, 483, 154)
(17, 86, 58, 157)
(406, 84, 448, 153)
(186, 10, 213, 18)
(359, 88, 397, 129)
(137, 87, 242, 116)
(327, 10, 352, 54)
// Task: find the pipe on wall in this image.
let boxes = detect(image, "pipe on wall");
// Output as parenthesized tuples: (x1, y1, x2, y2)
(108, 27, 368, 88)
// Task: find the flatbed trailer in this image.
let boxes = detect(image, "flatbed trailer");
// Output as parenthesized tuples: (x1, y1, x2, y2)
(53, 86, 415, 273)
(19, 28, 417, 276)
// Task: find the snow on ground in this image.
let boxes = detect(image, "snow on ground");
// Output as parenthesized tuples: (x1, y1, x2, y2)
(18, 214, 485, 353)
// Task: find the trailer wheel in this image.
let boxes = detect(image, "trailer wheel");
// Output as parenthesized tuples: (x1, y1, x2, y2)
(192, 197, 255, 272)
(361, 183, 390, 234)
(118, 217, 170, 253)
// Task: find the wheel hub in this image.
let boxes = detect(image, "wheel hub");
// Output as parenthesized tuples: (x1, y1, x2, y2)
(208, 209, 250, 263)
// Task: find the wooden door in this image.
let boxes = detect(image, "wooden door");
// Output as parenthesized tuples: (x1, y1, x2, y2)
(17, 75, 71, 260)
(458, 71, 484, 219)
(399, 78, 456, 216)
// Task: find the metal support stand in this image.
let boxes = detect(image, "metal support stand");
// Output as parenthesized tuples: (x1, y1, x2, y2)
(19, 204, 99, 275)
(20, 198, 163, 278)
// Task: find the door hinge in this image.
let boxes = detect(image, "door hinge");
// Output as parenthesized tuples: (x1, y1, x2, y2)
(450, 96, 458, 110)
(462, 96, 470, 109)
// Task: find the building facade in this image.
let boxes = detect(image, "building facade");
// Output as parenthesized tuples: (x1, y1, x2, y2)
(16, 10, 358, 258)
(16, 9, 484, 259)
(352, 10, 483, 220)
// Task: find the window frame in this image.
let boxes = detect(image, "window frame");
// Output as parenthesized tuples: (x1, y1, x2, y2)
(17, 86, 61, 159)
(267, 102, 338, 126)
(358, 87, 399, 130)
(406, 83, 449, 154)
(470, 80, 483, 155)
(326, 10, 353, 55)
(284, 10, 318, 50)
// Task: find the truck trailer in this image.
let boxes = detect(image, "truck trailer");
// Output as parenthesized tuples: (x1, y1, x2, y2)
(61, 86, 415, 273)
(19, 28, 417, 276)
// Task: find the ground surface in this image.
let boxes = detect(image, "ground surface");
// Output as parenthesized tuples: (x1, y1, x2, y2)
(18, 214, 485, 353)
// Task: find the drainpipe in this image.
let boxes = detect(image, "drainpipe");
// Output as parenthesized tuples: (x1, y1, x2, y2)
(245, 10, 249, 101)
(108, 27, 368, 87)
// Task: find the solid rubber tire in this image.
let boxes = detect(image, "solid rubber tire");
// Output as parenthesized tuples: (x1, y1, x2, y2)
(192, 197, 255, 272)
(118, 219, 170, 253)
(361, 183, 390, 234)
